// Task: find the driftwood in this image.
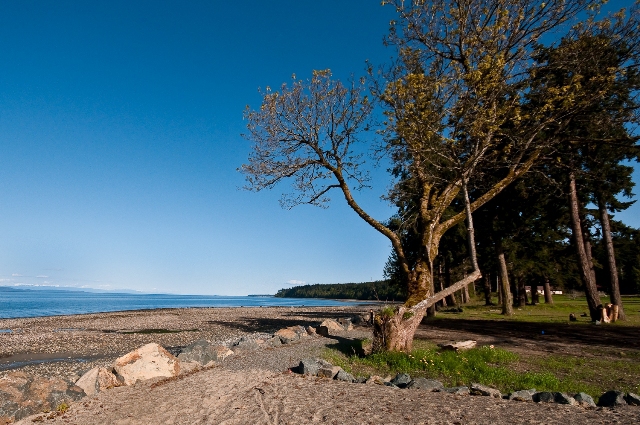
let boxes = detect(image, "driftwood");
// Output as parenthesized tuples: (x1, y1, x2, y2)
(438, 340, 477, 351)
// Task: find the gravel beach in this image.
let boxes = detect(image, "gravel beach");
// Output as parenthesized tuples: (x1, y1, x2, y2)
(2, 307, 639, 424)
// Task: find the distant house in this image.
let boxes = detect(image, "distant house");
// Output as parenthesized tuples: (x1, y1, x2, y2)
(524, 286, 563, 295)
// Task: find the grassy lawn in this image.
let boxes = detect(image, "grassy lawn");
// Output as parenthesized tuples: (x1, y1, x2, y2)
(437, 293, 640, 326)
(323, 294, 640, 400)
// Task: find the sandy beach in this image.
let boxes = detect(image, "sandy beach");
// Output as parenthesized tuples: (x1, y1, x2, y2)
(2, 307, 639, 424)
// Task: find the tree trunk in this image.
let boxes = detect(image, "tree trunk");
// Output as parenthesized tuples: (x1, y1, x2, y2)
(483, 273, 492, 305)
(462, 284, 470, 304)
(569, 173, 601, 320)
(497, 273, 503, 305)
(598, 197, 626, 320)
(517, 276, 527, 307)
(531, 282, 539, 305)
(543, 276, 553, 304)
(373, 304, 428, 352)
(497, 243, 513, 316)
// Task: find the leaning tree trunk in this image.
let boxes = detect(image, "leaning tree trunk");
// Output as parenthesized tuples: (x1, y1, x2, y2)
(543, 276, 554, 304)
(496, 242, 513, 316)
(569, 173, 601, 321)
(598, 197, 626, 320)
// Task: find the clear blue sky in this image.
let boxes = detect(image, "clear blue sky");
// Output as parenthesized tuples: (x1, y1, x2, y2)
(1, 1, 637, 295)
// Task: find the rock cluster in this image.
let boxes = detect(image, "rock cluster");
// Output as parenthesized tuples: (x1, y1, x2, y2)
(0, 316, 359, 423)
(294, 358, 640, 410)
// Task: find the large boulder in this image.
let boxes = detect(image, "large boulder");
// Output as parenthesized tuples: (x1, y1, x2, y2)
(390, 373, 412, 388)
(177, 340, 218, 365)
(597, 390, 627, 407)
(114, 343, 180, 386)
(320, 319, 345, 333)
(0, 371, 85, 423)
(275, 327, 303, 344)
(508, 389, 536, 402)
(75, 367, 121, 396)
(574, 392, 596, 407)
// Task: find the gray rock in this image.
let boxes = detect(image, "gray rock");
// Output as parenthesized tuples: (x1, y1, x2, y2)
(533, 392, 555, 403)
(443, 386, 469, 395)
(318, 365, 342, 379)
(554, 392, 578, 405)
(0, 371, 85, 422)
(354, 376, 367, 384)
(625, 392, 640, 406)
(384, 381, 399, 388)
(335, 370, 355, 382)
(574, 392, 596, 407)
(390, 373, 412, 388)
(470, 383, 502, 398)
(407, 378, 444, 391)
(337, 318, 354, 331)
(298, 358, 320, 376)
(177, 339, 219, 365)
(232, 336, 260, 352)
(508, 389, 536, 402)
(267, 336, 282, 347)
(597, 390, 627, 407)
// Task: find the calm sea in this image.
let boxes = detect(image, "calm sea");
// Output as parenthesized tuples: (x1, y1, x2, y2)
(0, 287, 363, 319)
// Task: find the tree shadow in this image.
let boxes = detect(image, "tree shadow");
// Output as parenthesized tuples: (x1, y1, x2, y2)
(420, 318, 640, 349)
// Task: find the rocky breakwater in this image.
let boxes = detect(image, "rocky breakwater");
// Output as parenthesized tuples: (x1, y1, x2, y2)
(294, 358, 640, 410)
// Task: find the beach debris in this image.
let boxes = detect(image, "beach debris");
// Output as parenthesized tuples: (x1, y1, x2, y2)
(75, 367, 121, 396)
(0, 371, 84, 423)
(365, 375, 386, 385)
(113, 343, 180, 386)
(438, 340, 477, 351)
(470, 383, 502, 398)
(597, 390, 628, 407)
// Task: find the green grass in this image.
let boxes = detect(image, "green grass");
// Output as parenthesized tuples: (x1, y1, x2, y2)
(440, 294, 640, 326)
(325, 340, 560, 393)
(323, 295, 640, 398)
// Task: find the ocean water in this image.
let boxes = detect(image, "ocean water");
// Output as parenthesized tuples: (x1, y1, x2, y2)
(0, 287, 362, 319)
